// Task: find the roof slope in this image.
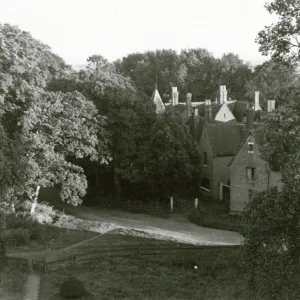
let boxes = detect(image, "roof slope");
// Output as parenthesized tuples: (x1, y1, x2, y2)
(151, 88, 165, 114)
(205, 123, 248, 156)
(228, 126, 265, 166)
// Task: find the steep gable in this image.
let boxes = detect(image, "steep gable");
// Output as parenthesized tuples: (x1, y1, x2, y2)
(228, 128, 265, 167)
(214, 103, 236, 122)
(151, 88, 165, 114)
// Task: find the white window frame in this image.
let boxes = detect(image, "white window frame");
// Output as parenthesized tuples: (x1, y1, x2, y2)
(248, 142, 254, 153)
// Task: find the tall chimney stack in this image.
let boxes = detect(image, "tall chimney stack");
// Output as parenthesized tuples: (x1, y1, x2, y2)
(174, 91, 179, 106)
(186, 93, 192, 119)
(267, 100, 276, 112)
(171, 87, 177, 106)
(254, 91, 262, 111)
(219, 85, 228, 104)
(204, 99, 212, 121)
(246, 107, 254, 131)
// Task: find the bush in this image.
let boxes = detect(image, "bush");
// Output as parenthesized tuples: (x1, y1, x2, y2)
(59, 277, 91, 298)
(0, 264, 28, 293)
(1, 228, 30, 245)
(188, 207, 242, 232)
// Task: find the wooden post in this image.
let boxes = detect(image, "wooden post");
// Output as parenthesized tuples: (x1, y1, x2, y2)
(170, 196, 173, 212)
(195, 198, 198, 209)
(219, 182, 223, 201)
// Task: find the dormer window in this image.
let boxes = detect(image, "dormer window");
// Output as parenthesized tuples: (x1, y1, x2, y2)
(248, 142, 254, 153)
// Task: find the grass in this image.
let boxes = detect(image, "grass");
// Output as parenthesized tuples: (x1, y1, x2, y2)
(5, 214, 97, 251)
(39, 246, 255, 300)
(0, 260, 29, 300)
(66, 232, 186, 255)
(187, 200, 242, 233)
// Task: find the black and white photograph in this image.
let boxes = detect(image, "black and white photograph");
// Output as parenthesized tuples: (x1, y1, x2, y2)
(0, 0, 299, 299)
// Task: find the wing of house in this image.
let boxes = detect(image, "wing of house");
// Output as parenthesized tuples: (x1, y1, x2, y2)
(228, 128, 283, 213)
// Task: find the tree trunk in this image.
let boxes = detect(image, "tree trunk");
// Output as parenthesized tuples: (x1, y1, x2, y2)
(30, 185, 41, 215)
(0, 211, 7, 266)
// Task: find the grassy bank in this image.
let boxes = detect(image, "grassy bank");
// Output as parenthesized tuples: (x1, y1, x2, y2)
(188, 200, 242, 232)
(39, 246, 255, 300)
(3, 213, 97, 251)
(0, 260, 28, 300)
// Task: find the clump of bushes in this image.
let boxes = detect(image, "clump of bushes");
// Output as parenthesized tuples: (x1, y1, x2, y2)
(1, 228, 30, 245)
(4, 213, 59, 246)
(59, 277, 93, 299)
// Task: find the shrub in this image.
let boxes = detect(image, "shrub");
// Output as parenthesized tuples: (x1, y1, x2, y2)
(1, 228, 30, 245)
(0, 264, 28, 293)
(59, 277, 91, 298)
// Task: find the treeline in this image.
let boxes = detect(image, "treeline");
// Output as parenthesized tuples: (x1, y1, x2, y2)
(0, 22, 300, 210)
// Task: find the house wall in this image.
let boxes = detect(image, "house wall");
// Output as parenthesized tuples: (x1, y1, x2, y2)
(212, 156, 233, 200)
(214, 104, 236, 123)
(199, 128, 214, 198)
(229, 135, 281, 213)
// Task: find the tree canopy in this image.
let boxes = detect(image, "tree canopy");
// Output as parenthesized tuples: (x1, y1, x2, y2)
(0, 23, 109, 209)
(256, 0, 300, 64)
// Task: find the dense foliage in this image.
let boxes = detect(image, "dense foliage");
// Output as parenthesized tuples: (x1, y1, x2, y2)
(241, 90, 300, 299)
(0, 24, 109, 211)
(256, 0, 300, 64)
(115, 49, 253, 102)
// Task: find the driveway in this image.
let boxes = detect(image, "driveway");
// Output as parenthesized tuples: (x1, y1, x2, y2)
(66, 207, 243, 246)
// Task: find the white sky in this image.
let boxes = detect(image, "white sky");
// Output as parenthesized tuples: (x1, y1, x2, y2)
(0, 0, 278, 66)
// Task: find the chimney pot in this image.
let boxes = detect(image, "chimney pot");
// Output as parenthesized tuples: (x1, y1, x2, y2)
(267, 100, 276, 112)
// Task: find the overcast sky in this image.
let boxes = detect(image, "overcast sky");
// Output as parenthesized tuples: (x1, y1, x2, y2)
(0, 0, 278, 66)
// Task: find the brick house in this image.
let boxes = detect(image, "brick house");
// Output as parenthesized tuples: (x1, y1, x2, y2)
(198, 122, 248, 200)
(228, 128, 282, 214)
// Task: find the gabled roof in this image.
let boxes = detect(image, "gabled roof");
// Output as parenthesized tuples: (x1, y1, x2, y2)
(203, 123, 248, 157)
(151, 87, 165, 114)
(228, 127, 265, 167)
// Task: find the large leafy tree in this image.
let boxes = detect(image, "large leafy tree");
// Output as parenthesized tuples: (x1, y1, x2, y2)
(241, 98, 300, 299)
(217, 53, 253, 101)
(244, 60, 299, 107)
(178, 48, 219, 100)
(144, 111, 202, 199)
(0, 24, 109, 212)
(256, 0, 300, 64)
(115, 49, 182, 102)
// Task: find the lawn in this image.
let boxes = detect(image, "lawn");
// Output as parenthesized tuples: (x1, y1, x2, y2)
(4, 214, 97, 251)
(65, 232, 187, 255)
(0, 259, 28, 300)
(39, 245, 255, 300)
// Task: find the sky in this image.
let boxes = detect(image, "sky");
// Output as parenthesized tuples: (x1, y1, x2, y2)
(0, 0, 278, 67)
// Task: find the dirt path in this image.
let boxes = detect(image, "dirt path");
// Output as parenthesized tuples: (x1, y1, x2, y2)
(22, 271, 40, 300)
(65, 207, 243, 245)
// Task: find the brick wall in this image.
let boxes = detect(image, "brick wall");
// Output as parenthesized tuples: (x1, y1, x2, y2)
(212, 156, 233, 200)
(229, 135, 281, 213)
(199, 128, 214, 198)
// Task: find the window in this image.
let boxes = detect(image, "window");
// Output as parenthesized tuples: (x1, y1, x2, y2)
(248, 142, 254, 153)
(203, 152, 208, 166)
(201, 177, 210, 191)
(249, 189, 254, 201)
(246, 167, 255, 181)
(224, 113, 226, 118)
